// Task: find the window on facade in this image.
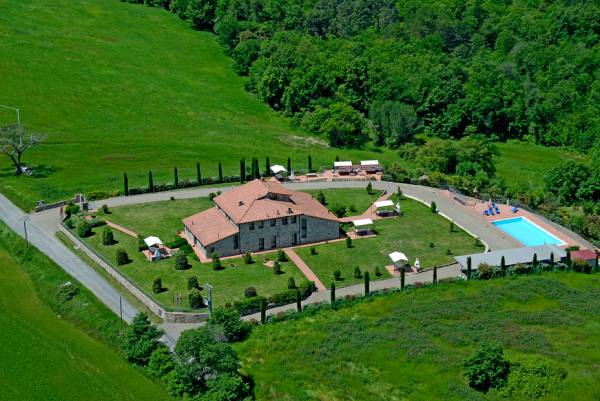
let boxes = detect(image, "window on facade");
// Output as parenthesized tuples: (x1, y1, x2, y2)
(250, 222, 255, 230)
(271, 236, 277, 248)
(292, 233, 298, 245)
(282, 217, 288, 225)
(270, 219, 276, 227)
(233, 234, 239, 249)
(258, 238, 264, 250)
(258, 221, 264, 228)
(291, 216, 297, 224)
(301, 218, 307, 238)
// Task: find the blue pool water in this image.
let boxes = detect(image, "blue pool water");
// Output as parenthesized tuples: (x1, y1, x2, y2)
(492, 217, 563, 246)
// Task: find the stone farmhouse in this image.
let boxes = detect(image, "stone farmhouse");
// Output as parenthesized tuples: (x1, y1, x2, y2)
(183, 179, 340, 258)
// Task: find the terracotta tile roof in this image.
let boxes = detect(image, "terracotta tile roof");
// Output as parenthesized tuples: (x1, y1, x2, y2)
(214, 179, 338, 224)
(571, 249, 598, 260)
(183, 207, 239, 246)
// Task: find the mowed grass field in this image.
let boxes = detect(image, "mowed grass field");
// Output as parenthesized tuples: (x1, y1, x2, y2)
(0, 0, 397, 209)
(296, 195, 484, 287)
(236, 273, 600, 401)
(0, 222, 175, 401)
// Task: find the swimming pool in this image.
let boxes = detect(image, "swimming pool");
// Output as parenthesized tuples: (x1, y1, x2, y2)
(492, 217, 564, 247)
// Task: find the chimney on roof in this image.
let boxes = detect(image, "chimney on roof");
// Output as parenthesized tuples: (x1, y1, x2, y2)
(288, 208, 293, 214)
(238, 200, 244, 206)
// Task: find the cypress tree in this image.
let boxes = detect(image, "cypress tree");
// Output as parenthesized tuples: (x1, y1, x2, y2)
(330, 282, 336, 304)
(308, 155, 312, 172)
(218, 162, 223, 183)
(240, 159, 245, 183)
(433, 265, 438, 285)
(566, 250, 571, 267)
(265, 157, 271, 177)
(430, 201, 437, 213)
(254, 158, 261, 179)
(364, 271, 370, 294)
(148, 171, 154, 193)
(296, 289, 302, 312)
(550, 252, 555, 268)
(260, 298, 266, 324)
(123, 173, 129, 196)
(595, 252, 598, 269)
(196, 162, 201, 185)
(501, 256, 506, 271)
(532, 253, 538, 267)
(250, 158, 256, 179)
(400, 268, 405, 290)
(467, 256, 472, 280)
(287, 157, 291, 173)
(174, 167, 179, 188)
(450, 220, 454, 232)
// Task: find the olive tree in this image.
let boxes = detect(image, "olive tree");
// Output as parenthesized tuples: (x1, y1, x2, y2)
(0, 125, 43, 175)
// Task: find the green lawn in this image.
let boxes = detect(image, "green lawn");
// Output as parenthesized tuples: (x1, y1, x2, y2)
(235, 272, 600, 401)
(304, 187, 383, 216)
(495, 141, 589, 194)
(81, 228, 306, 309)
(296, 196, 484, 287)
(0, 222, 175, 401)
(0, 0, 396, 210)
(98, 197, 214, 241)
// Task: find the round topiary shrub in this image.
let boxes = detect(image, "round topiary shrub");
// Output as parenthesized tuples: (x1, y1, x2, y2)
(188, 288, 204, 309)
(244, 287, 257, 298)
(273, 261, 282, 275)
(175, 253, 189, 270)
(152, 277, 162, 294)
(310, 246, 317, 255)
(102, 227, 115, 245)
(77, 220, 92, 238)
(243, 252, 253, 264)
(116, 248, 129, 266)
(333, 270, 342, 281)
(187, 276, 200, 291)
(287, 277, 296, 289)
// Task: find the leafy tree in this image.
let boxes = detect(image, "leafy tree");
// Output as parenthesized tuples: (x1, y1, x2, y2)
(124, 312, 163, 366)
(147, 345, 175, 378)
(0, 125, 43, 175)
(304, 102, 368, 148)
(232, 39, 261, 75)
(545, 161, 593, 204)
(207, 308, 250, 342)
(170, 326, 239, 397)
(185, 0, 216, 31)
(464, 343, 510, 392)
(195, 373, 251, 401)
(369, 101, 419, 147)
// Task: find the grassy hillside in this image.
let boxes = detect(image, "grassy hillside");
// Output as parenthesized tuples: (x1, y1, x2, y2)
(0, 0, 395, 209)
(0, 222, 175, 401)
(236, 273, 600, 401)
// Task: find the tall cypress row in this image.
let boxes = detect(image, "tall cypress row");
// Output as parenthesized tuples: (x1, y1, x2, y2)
(240, 159, 245, 184)
(123, 173, 129, 196)
(218, 162, 223, 183)
(260, 298, 266, 324)
(196, 162, 201, 185)
(296, 289, 302, 312)
(330, 282, 336, 304)
(174, 167, 179, 188)
(400, 268, 405, 290)
(148, 171, 154, 193)
(467, 256, 472, 280)
(265, 156, 271, 177)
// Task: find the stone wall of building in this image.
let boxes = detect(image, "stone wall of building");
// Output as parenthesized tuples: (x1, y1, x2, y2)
(301, 215, 340, 244)
(238, 215, 301, 253)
